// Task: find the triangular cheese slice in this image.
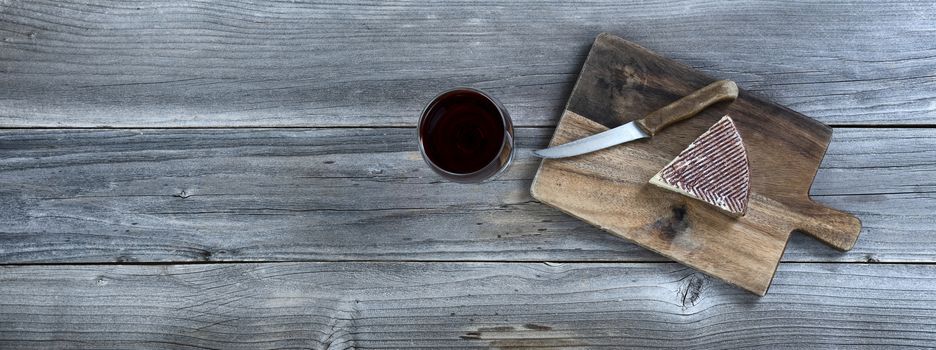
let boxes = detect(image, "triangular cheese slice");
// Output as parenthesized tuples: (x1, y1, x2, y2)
(649, 116, 751, 216)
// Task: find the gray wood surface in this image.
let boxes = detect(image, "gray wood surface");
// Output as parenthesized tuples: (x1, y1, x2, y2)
(2, 0, 933, 348)
(1, 0, 934, 127)
(1, 262, 934, 349)
(1, 127, 931, 263)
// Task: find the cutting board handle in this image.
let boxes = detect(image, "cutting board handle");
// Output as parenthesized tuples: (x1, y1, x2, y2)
(792, 199, 862, 251)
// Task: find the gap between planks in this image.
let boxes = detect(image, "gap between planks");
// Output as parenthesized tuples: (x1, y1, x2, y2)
(2, 259, 935, 267)
(2, 124, 936, 130)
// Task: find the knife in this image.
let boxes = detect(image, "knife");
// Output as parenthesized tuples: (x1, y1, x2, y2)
(533, 80, 739, 159)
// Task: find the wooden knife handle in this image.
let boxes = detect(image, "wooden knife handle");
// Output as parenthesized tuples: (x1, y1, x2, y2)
(635, 80, 739, 136)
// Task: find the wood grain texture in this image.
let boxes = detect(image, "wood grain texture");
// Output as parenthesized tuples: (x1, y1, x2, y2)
(532, 34, 861, 295)
(1, 262, 934, 349)
(0, 0, 930, 345)
(0, 127, 930, 264)
(1, 0, 934, 127)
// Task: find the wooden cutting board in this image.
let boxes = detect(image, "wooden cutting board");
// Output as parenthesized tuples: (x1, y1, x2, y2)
(530, 33, 862, 295)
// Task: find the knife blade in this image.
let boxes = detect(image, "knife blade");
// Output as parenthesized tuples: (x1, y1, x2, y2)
(533, 80, 738, 159)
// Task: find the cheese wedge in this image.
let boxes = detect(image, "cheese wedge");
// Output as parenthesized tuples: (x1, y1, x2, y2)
(649, 116, 751, 216)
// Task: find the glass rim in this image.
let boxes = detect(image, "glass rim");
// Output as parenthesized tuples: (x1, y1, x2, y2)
(416, 87, 514, 181)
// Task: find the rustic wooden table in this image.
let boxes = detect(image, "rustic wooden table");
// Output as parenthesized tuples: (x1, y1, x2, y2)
(1, 1, 934, 348)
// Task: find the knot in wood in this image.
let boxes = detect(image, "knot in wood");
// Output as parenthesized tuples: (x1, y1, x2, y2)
(679, 273, 706, 308)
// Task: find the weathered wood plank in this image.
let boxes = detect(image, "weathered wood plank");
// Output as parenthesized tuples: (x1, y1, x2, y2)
(811, 128, 936, 196)
(0, 127, 930, 263)
(0, 262, 934, 349)
(1, 0, 933, 127)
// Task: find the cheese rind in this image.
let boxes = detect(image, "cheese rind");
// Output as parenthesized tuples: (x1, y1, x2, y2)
(649, 116, 751, 216)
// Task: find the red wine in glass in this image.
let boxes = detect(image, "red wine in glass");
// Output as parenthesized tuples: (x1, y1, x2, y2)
(418, 88, 514, 183)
